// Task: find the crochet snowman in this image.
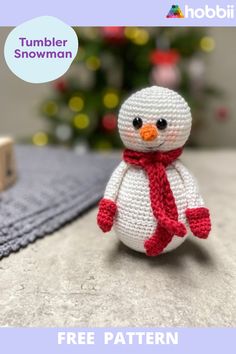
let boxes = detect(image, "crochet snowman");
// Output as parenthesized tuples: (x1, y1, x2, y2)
(97, 86, 211, 256)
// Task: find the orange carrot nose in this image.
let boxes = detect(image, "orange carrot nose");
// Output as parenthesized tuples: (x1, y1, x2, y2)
(140, 124, 158, 141)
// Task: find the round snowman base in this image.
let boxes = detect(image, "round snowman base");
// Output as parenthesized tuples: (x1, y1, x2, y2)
(118, 234, 188, 255)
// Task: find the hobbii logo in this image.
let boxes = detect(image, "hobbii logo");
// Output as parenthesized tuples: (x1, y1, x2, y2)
(166, 4, 235, 19)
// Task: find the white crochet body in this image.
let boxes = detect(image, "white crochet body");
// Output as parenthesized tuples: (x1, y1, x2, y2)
(115, 163, 187, 252)
(102, 86, 205, 254)
(104, 159, 203, 253)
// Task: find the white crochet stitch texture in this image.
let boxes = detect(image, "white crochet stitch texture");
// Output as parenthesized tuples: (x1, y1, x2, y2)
(118, 86, 192, 152)
(104, 86, 204, 253)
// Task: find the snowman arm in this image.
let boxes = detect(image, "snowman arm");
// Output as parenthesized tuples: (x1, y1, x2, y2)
(104, 161, 129, 201)
(174, 160, 211, 239)
(97, 161, 129, 232)
(174, 160, 204, 208)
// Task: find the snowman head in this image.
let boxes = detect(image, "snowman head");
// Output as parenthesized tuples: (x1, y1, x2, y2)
(118, 86, 192, 152)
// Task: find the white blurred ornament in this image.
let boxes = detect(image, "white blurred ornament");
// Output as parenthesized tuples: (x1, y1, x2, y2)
(78, 63, 95, 89)
(74, 139, 89, 154)
(188, 58, 205, 81)
(69, 63, 95, 90)
(55, 124, 72, 142)
(101, 53, 123, 87)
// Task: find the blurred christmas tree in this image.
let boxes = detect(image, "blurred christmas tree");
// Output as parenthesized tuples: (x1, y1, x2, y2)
(33, 27, 220, 150)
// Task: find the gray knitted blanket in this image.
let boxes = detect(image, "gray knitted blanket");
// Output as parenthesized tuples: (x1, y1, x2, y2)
(0, 146, 119, 259)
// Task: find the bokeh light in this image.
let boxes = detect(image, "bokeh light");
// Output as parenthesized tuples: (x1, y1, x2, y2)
(103, 92, 119, 109)
(124, 27, 149, 45)
(86, 56, 101, 70)
(200, 36, 215, 52)
(102, 114, 117, 131)
(32, 132, 48, 146)
(69, 96, 84, 112)
(125, 27, 139, 39)
(42, 101, 58, 116)
(56, 124, 72, 141)
(73, 113, 90, 129)
(95, 139, 112, 150)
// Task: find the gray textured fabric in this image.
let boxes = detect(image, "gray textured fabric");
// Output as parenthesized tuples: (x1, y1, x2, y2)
(0, 146, 119, 258)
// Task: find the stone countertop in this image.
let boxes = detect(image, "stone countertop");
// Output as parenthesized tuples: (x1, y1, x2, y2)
(0, 150, 235, 327)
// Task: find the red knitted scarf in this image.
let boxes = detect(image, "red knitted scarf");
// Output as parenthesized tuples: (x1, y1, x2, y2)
(123, 147, 187, 256)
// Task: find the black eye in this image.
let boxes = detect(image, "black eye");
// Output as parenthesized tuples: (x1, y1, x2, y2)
(132, 117, 143, 129)
(156, 118, 168, 130)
